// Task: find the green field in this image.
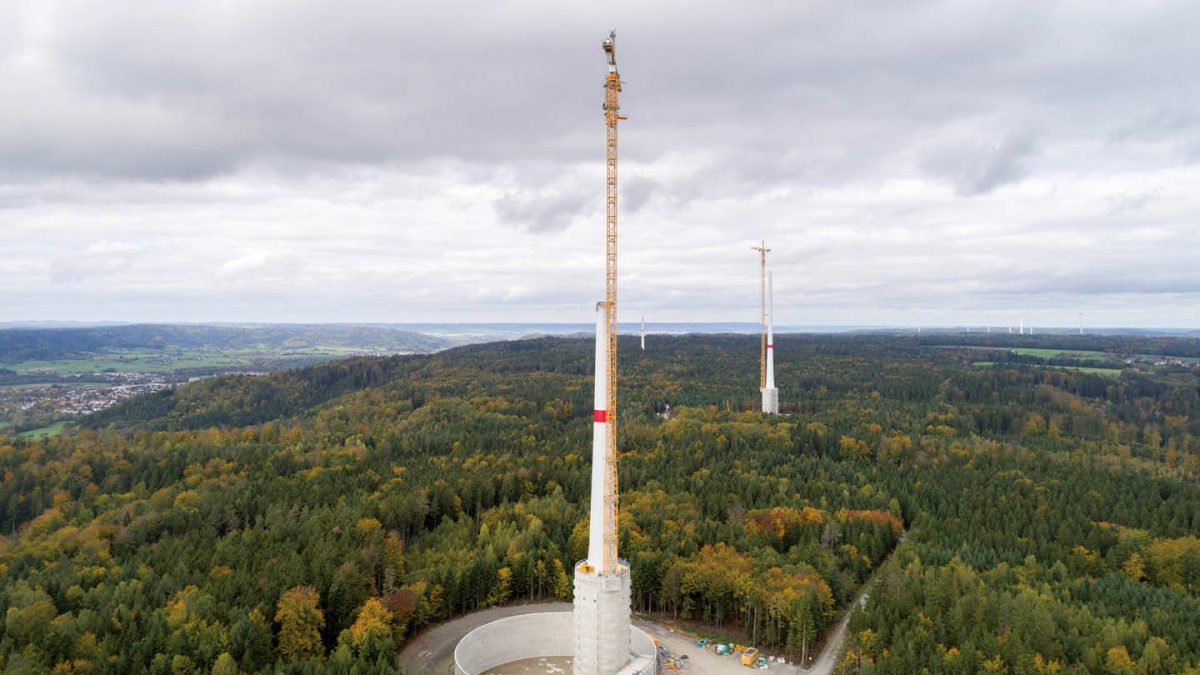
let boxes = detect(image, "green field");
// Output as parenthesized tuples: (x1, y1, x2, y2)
(16, 421, 69, 438)
(1053, 365, 1123, 375)
(0, 381, 108, 391)
(5, 345, 384, 377)
(7, 349, 253, 375)
(1010, 347, 1109, 361)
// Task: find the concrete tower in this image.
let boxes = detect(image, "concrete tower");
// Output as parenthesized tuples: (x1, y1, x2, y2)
(573, 303, 632, 675)
(573, 31, 633, 675)
(761, 271, 779, 414)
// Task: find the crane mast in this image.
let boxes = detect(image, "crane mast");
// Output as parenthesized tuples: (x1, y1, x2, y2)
(600, 31, 624, 575)
(751, 241, 771, 389)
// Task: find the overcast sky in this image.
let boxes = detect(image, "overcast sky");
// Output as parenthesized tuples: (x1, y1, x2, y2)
(2, 1, 1197, 327)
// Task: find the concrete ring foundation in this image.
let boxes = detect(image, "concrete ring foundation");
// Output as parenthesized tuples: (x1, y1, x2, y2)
(453, 612, 656, 675)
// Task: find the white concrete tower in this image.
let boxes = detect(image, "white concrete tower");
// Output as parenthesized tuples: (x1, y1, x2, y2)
(640, 316, 645, 351)
(761, 271, 779, 414)
(573, 303, 632, 675)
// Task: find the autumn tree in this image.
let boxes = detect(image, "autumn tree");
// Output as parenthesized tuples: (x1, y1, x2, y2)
(338, 597, 396, 663)
(275, 586, 325, 661)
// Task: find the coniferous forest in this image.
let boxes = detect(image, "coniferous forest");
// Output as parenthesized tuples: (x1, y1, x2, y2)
(2, 334, 1199, 674)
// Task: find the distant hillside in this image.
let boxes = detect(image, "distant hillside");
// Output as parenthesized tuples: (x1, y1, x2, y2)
(0, 323, 448, 363)
(78, 331, 1200, 434)
(920, 332, 1200, 357)
(80, 355, 416, 430)
(79, 334, 721, 431)
(80, 335, 621, 431)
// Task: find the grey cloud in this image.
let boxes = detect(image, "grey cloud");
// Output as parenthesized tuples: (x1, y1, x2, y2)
(1110, 109, 1197, 145)
(494, 185, 594, 233)
(1105, 190, 1156, 215)
(2, 0, 1199, 326)
(921, 130, 1037, 196)
(0, 1, 1193, 185)
(49, 242, 143, 284)
(983, 271, 1200, 298)
(621, 177, 657, 213)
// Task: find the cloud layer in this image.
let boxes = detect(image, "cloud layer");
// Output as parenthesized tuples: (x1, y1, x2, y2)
(1, 0, 1198, 326)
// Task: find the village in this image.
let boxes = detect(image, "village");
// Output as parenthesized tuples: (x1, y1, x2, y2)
(0, 369, 264, 433)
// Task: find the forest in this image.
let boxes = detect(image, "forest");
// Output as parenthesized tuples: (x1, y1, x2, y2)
(1, 333, 1199, 674)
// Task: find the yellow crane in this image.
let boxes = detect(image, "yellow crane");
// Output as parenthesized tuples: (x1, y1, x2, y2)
(600, 31, 626, 574)
(751, 241, 770, 389)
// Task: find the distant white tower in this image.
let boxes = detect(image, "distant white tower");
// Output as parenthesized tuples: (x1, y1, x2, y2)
(1079, 313, 1084, 335)
(751, 240, 771, 397)
(761, 271, 779, 414)
(1020, 316, 1024, 335)
(640, 316, 645, 351)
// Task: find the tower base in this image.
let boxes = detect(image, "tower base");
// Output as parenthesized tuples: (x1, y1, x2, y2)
(573, 564, 632, 675)
(761, 387, 779, 415)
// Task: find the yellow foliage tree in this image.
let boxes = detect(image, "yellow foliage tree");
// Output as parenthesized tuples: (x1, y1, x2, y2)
(550, 559, 571, 599)
(981, 654, 1007, 673)
(211, 652, 238, 675)
(355, 518, 382, 537)
(340, 597, 395, 661)
(275, 586, 325, 661)
(486, 567, 513, 607)
(1105, 646, 1136, 674)
(1121, 553, 1146, 582)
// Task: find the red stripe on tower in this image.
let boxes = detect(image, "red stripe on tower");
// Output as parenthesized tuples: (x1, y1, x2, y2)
(594, 410, 608, 423)
(767, 344, 774, 348)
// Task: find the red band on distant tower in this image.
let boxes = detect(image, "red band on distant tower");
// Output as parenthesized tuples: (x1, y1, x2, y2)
(594, 410, 608, 423)
(767, 344, 774, 348)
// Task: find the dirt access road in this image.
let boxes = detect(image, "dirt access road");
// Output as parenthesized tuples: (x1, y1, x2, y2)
(398, 589, 867, 675)
(642, 585, 870, 675)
